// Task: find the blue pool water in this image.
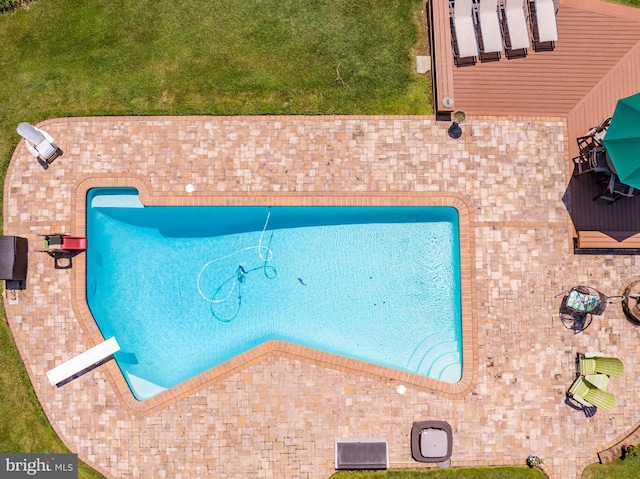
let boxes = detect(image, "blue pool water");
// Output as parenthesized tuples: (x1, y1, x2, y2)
(86, 188, 463, 400)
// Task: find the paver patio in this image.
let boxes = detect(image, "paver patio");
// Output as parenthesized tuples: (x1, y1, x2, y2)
(4, 115, 640, 478)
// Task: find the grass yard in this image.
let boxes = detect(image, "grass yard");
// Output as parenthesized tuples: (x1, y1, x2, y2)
(0, 0, 430, 176)
(582, 451, 640, 479)
(331, 467, 547, 478)
(607, 0, 640, 7)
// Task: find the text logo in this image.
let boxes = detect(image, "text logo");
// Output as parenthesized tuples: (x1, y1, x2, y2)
(1, 454, 77, 478)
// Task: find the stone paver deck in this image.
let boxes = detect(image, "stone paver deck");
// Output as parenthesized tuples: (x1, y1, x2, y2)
(4, 115, 640, 478)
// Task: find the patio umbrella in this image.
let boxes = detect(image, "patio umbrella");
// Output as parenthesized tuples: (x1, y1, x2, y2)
(603, 92, 640, 189)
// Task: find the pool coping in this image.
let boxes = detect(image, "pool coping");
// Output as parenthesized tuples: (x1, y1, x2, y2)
(72, 175, 478, 414)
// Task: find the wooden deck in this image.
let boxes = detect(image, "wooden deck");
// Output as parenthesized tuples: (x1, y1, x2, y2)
(567, 173, 640, 248)
(429, 0, 640, 247)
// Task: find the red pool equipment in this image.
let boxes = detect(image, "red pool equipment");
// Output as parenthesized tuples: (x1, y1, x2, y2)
(60, 236, 87, 251)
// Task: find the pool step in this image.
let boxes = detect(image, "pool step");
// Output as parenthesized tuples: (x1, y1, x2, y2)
(125, 372, 167, 401)
(406, 336, 461, 382)
(91, 193, 144, 208)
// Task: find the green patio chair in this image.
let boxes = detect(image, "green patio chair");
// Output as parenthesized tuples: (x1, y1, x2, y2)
(578, 352, 625, 378)
(567, 376, 616, 411)
(583, 373, 609, 391)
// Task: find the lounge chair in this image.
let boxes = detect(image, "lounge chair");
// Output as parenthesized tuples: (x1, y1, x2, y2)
(579, 353, 625, 378)
(530, 0, 558, 51)
(16, 122, 63, 169)
(583, 372, 609, 391)
(477, 0, 504, 61)
(567, 375, 616, 411)
(502, 0, 530, 58)
(449, 0, 479, 66)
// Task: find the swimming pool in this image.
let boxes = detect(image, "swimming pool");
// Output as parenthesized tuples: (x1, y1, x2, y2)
(86, 188, 463, 400)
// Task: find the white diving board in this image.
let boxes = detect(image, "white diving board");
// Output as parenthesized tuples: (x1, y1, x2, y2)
(46, 337, 120, 386)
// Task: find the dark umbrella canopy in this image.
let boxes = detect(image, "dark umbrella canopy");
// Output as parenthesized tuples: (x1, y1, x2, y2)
(603, 92, 640, 189)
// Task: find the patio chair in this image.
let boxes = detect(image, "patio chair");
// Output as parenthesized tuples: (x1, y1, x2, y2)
(582, 372, 609, 391)
(559, 297, 592, 333)
(572, 147, 610, 176)
(594, 174, 635, 203)
(588, 117, 612, 145)
(577, 117, 611, 154)
(593, 175, 619, 203)
(530, 0, 558, 51)
(612, 177, 635, 196)
(574, 118, 612, 172)
(502, 0, 531, 58)
(575, 135, 600, 165)
(477, 0, 504, 61)
(572, 156, 589, 175)
(561, 286, 608, 315)
(567, 375, 616, 411)
(589, 147, 613, 174)
(557, 286, 622, 332)
(578, 353, 624, 378)
(449, 0, 479, 66)
(16, 122, 63, 169)
(39, 234, 87, 269)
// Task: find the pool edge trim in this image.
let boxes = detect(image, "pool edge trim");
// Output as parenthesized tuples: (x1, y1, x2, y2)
(71, 175, 478, 414)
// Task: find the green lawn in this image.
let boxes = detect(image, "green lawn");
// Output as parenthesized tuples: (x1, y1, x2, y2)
(331, 467, 547, 478)
(0, 0, 430, 176)
(583, 451, 640, 479)
(607, 0, 640, 7)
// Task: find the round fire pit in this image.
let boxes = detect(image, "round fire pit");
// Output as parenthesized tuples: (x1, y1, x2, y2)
(622, 280, 640, 325)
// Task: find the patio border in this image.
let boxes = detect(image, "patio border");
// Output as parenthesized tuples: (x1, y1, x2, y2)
(70, 175, 478, 414)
